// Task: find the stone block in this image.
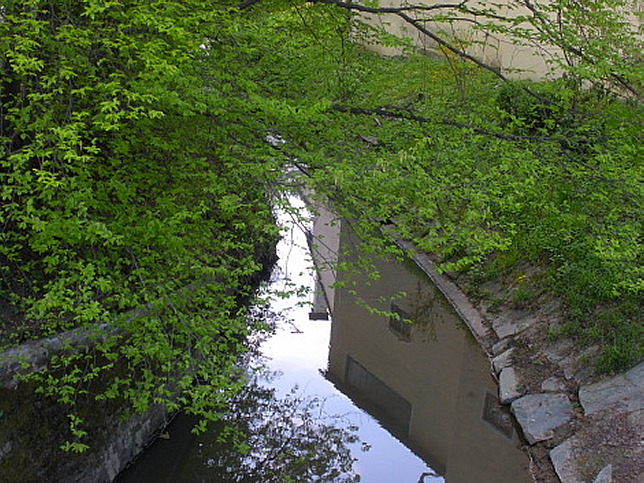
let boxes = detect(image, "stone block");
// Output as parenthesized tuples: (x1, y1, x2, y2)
(592, 464, 612, 483)
(579, 361, 644, 415)
(492, 349, 514, 375)
(499, 367, 522, 404)
(550, 439, 583, 483)
(511, 393, 572, 444)
(541, 377, 566, 392)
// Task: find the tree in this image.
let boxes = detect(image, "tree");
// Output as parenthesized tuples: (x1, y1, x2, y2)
(302, 0, 642, 97)
(0, 0, 641, 458)
(0, 0, 286, 449)
(235, 0, 642, 370)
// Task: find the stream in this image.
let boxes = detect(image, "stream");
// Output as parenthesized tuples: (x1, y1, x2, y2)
(116, 197, 532, 482)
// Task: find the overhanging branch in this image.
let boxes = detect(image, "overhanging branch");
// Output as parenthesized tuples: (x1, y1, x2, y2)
(308, 0, 513, 84)
(330, 104, 574, 142)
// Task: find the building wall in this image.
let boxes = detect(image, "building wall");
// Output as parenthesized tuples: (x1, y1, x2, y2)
(358, 0, 642, 80)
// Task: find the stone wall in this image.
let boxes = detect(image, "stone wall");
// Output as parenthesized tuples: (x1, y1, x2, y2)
(0, 241, 277, 482)
(0, 376, 167, 483)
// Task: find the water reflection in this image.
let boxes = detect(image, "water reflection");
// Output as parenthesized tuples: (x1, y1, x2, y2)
(175, 382, 361, 483)
(117, 197, 531, 482)
(312, 202, 532, 483)
(117, 381, 361, 483)
(117, 197, 436, 483)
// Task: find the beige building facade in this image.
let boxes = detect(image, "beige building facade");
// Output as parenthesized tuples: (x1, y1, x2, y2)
(359, 0, 642, 80)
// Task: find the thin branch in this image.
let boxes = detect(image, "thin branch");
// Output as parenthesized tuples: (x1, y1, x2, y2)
(330, 104, 576, 142)
(310, 0, 467, 14)
(309, 0, 512, 84)
(517, 0, 640, 98)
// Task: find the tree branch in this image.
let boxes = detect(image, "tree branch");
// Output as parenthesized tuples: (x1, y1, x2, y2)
(309, 0, 512, 84)
(308, 0, 467, 14)
(330, 104, 581, 143)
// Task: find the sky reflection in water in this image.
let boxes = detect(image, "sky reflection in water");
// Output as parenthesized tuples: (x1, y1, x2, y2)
(256, 197, 440, 482)
(118, 196, 532, 482)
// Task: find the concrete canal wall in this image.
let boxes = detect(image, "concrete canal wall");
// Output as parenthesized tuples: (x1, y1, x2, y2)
(0, 347, 168, 483)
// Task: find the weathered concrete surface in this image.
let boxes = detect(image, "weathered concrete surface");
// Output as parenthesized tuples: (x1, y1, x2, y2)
(579, 362, 644, 415)
(64, 405, 168, 483)
(0, 324, 117, 389)
(511, 393, 573, 444)
(0, 377, 168, 483)
(0, 321, 168, 483)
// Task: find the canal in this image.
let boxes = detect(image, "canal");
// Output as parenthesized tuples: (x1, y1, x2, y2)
(116, 196, 532, 482)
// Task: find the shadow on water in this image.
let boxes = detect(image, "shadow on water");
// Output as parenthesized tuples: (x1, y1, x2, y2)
(117, 197, 532, 483)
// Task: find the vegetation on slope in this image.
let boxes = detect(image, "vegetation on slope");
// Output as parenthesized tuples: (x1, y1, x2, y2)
(0, 0, 641, 451)
(300, 55, 643, 371)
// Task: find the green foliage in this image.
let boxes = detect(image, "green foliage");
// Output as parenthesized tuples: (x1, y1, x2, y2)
(496, 81, 569, 134)
(593, 301, 643, 372)
(0, 0, 641, 455)
(278, 48, 642, 372)
(0, 0, 291, 446)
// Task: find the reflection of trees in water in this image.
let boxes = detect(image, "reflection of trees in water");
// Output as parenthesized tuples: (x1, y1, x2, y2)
(185, 379, 363, 483)
(177, 292, 363, 481)
(408, 281, 457, 343)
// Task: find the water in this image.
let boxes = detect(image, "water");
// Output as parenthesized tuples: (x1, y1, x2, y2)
(116, 197, 531, 482)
